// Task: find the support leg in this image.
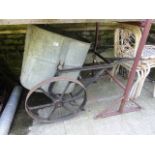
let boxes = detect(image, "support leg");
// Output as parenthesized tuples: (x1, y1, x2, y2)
(118, 19, 152, 113)
(96, 20, 153, 119)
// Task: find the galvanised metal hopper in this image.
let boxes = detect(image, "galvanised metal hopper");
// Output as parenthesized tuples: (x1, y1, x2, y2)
(20, 25, 90, 93)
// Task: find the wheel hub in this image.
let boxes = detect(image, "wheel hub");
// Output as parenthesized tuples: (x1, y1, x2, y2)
(55, 100, 63, 108)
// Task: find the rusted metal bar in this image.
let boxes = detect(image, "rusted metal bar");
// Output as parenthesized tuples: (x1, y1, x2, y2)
(118, 19, 153, 113)
(91, 23, 99, 77)
(95, 105, 141, 119)
(59, 63, 113, 73)
(106, 71, 125, 89)
(94, 52, 110, 63)
(94, 23, 99, 52)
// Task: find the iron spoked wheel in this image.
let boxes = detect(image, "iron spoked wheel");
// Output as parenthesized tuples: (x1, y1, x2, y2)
(25, 77, 87, 123)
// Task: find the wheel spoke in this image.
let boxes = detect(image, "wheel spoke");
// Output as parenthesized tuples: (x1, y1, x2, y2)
(38, 88, 55, 101)
(61, 81, 71, 98)
(68, 93, 79, 106)
(59, 82, 71, 100)
(63, 93, 84, 103)
(68, 102, 79, 106)
(62, 104, 74, 113)
(29, 103, 54, 110)
(48, 105, 58, 120)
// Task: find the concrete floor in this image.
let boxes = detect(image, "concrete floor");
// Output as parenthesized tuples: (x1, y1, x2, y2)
(10, 75, 155, 135)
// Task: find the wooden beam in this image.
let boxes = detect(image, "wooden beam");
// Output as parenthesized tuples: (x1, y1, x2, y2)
(47, 23, 118, 31)
(0, 19, 150, 25)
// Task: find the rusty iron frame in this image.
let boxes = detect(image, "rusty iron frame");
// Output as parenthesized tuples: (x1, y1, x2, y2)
(24, 20, 153, 123)
(95, 19, 153, 119)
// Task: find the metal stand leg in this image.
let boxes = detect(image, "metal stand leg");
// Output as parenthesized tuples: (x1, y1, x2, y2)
(96, 19, 153, 119)
(118, 19, 152, 113)
(95, 71, 141, 119)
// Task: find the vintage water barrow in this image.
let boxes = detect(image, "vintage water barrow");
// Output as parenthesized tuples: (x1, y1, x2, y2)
(20, 25, 128, 123)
